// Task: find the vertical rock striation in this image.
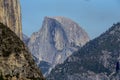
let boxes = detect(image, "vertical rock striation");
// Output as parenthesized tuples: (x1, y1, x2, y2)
(27, 16, 90, 75)
(0, 0, 22, 39)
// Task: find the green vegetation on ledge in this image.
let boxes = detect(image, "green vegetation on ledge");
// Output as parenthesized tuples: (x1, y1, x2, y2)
(0, 23, 45, 80)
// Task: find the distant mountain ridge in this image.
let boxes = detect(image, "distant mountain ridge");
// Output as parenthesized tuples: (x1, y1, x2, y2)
(47, 23, 120, 80)
(25, 16, 90, 75)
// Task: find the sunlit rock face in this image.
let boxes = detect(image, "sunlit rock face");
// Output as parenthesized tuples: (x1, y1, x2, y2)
(27, 16, 89, 75)
(0, 0, 22, 39)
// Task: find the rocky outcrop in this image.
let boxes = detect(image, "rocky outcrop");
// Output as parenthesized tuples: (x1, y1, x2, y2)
(0, 0, 22, 39)
(0, 23, 45, 80)
(47, 23, 120, 80)
(27, 16, 89, 75)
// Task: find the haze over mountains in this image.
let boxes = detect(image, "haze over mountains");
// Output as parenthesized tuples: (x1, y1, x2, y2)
(24, 16, 90, 75)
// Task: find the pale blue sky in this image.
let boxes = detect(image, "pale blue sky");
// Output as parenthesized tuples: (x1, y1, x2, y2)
(20, 0, 120, 39)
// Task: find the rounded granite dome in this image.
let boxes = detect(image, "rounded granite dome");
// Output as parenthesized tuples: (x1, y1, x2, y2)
(51, 16, 90, 46)
(28, 16, 90, 76)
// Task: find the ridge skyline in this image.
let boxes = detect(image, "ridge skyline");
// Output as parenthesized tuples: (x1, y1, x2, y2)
(21, 0, 120, 39)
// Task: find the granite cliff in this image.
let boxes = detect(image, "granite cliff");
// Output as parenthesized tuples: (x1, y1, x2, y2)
(0, 0, 22, 39)
(27, 16, 89, 75)
(0, 0, 45, 79)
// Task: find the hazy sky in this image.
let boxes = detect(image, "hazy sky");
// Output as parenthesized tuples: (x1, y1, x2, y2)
(20, 0, 120, 39)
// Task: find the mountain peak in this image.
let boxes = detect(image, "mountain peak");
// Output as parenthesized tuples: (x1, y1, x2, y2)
(45, 16, 79, 26)
(52, 16, 75, 22)
(27, 16, 89, 76)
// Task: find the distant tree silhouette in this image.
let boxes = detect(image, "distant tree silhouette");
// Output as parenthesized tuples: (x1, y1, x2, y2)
(116, 62, 120, 73)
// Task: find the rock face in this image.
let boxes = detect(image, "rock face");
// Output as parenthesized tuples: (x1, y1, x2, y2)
(0, 23, 45, 80)
(22, 33, 29, 45)
(47, 23, 120, 80)
(27, 16, 89, 75)
(0, 0, 22, 39)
